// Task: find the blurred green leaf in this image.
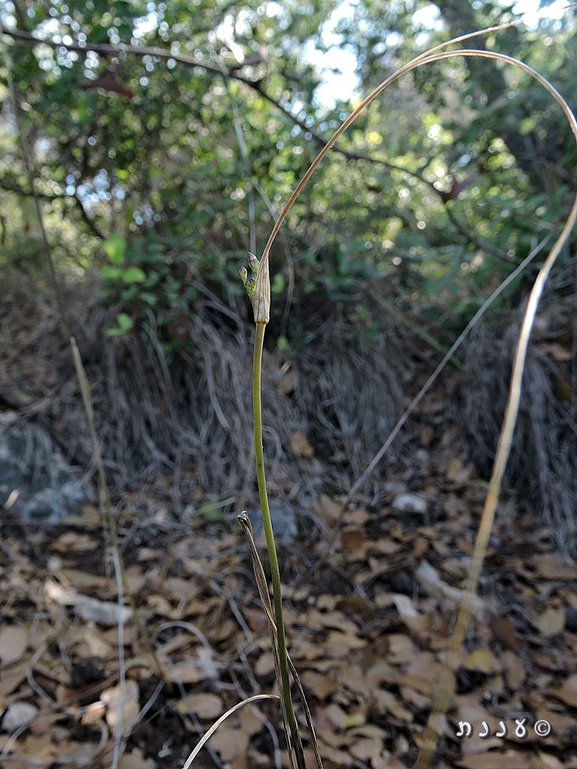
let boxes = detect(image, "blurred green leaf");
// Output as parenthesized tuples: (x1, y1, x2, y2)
(105, 312, 134, 337)
(121, 266, 147, 283)
(104, 234, 126, 264)
(100, 265, 122, 280)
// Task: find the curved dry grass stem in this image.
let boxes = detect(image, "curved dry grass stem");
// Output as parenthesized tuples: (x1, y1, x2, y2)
(303, 232, 553, 582)
(251, 19, 577, 769)
(259, 19, 523, 265)
(238, 513, 324, 769)
(414, 55, 577, 769)
(182, 694, 280, 769)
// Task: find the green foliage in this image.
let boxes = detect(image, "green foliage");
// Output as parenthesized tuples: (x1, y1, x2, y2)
(99, 232, 193, 346)
(1, 0, 575, 340)
(103, 234, 126, 264)
(106, 311, 134, 336)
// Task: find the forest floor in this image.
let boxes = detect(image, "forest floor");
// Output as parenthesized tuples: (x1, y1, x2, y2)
(1, 393, 577, 769)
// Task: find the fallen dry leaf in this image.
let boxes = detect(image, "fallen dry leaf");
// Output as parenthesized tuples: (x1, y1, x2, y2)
(349, 737, 382, 762)
(372, 688, 413, 722)
(343, 508, 369, 526)
(531, 555, 577, 581)
(489, 618, 520, 650)
(175, 692, 223, 719)
(325, 630, 366, 658)
(310, 609, 359, 634)
(324, 702, 348, 729)
(341, 526, 365, 552)
(314, 494, 342, 522)
(210, 725, 249, 762)
(0, 662, 28, 696)
(463, 648, 501, 674)
(386, 634, 416, 665)
(255, 651, 275, 677)
(395, 653, 442, 696)
(550, 673, 577, 708)
(164, 660, 203, 684)
(455, 749, 532, 769)
(502, 651, 526, 691)
(163, 577, 200, 602)
(317, 740, 354, 766)
(101, 679, 140, 736)
(537, 607, 565, 638)
(301, 669, 340, 699)
(51, 532, 99, 553)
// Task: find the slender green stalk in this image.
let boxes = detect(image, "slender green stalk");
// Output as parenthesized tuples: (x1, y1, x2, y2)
(238, 513, 323, 769)
(252, 321, 305, 769)
(241, 250, 305, 765)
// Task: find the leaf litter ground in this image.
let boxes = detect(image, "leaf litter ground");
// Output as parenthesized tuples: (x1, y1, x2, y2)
(1, 403, 577, 769)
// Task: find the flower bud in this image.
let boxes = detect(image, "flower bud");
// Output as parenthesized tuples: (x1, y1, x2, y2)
(253, 253, 270, 324)
(240, 252, 270, 323)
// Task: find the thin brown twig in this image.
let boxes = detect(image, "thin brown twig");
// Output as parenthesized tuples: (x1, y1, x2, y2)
(2, 24, 509, 260)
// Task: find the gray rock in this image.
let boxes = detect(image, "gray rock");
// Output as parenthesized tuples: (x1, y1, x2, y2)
(2, 701, 39, 733)
(0, 419, 93, 523)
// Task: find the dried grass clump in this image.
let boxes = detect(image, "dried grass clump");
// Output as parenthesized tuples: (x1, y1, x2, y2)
(294, 312, 412, 482)
(1, 275, 411, 503)
(63, 296, 303, 494)
(458, 288, 577, 555)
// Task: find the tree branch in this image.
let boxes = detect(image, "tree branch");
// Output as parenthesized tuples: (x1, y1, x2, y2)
(1, 24, 514, 261)
(0, 175, 105, 240)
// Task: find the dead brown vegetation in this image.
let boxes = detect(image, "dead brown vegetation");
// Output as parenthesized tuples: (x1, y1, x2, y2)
(457, 260, 577, 555)
(0, 272, 414, 512)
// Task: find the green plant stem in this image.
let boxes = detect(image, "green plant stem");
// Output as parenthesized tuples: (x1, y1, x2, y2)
(252, 321, 304, 769)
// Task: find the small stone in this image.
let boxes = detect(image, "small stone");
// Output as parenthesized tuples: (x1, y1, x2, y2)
(391, 493, 428, 514)
(2, 702, 38, 733)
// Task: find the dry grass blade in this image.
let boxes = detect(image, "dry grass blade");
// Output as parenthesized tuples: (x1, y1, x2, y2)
(181, 694, 280, 769)
(237, 513, 298, 769)
(70, 338, 109, 510)
(415, 52, 577, 769)
(258, 20, 523, 266)
(71, 338, 166, 692)
(237, 514, 323, 769)
(236, 515, 275, 627)
(306, 233, 552, 578)
(244, 18, 577, 768)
